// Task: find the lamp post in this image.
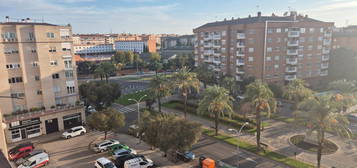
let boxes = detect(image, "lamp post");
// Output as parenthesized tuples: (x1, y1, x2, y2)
(228, 122, 249, 168)
(128, 94, 147, 124)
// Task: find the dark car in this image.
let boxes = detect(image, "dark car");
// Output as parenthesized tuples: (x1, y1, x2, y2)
(114, 154, 139, 167)
(176, 151, 195, 162)
(8, 142, 34, 161)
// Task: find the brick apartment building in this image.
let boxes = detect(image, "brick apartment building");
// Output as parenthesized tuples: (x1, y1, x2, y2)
(0, 18, 85, 143)
(193, 12, 334, 85)
(332, 25, 357, 52)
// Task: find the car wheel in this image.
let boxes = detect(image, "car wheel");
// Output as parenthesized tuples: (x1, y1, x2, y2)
(100, 149, 104, 153)
(80, 132, 85, 135)
(67, 135, 71, 139)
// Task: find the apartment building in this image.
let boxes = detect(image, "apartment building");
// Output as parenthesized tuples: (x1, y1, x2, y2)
(0, 19, 85, 143)
(160, 35, 195, 60)
(332, 25, 357, 52)
(193, 12, 333, 85)
(74, 44, 114, 55)
(73, 34, 116, 45)
(114, 37, 157, 53)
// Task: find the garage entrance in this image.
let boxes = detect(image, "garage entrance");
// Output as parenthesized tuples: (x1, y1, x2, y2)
(63, 113, 82, 130)
(45, 118, 59, 134)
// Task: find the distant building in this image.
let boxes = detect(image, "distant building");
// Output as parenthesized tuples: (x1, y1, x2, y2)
(114, 35, 157, 53)
(332, 25, 357, 52)
(194, 11, 333, 85)
(0, 18, 85, 143)
(160, 35, 195, 60)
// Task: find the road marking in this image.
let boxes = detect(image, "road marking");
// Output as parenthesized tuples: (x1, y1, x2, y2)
(118, 107, 135, 114)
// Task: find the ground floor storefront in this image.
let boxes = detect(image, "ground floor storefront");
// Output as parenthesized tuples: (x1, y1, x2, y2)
(4, 106, 85, 143)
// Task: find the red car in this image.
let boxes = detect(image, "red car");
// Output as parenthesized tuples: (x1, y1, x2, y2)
(8, 142, 34, 161)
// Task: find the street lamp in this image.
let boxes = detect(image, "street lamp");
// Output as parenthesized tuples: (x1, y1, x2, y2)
(128, 94, 147, 124)
(228, 122, 249, 168)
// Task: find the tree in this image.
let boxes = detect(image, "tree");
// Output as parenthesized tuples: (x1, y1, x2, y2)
(328, 79, 357, 93)
(328, 48, 357, 81)
(283, 79, 314, 110)
(171, 67, 200, 119)
(150, 75, 171, 113)
(198, 86, 233, 136)
(220, 76, 239, 98)
(295, 96, 351, 168)
(94, 62, 116, 83)
(112, 51, 134, 65)
(195, 64, 215, 88)
(143, 113, 201, 156)
(245, 80, 276, 149)
(149, 52, 162, 75)
(87, 108, 125, 140)
(79, 82, 121, 110)
(133, 53, 142, 73)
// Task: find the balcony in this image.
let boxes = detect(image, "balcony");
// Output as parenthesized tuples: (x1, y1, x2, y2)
(322, 48, 330, 54)
(203, 35, 212, 40)
(203, 50, 214, 55)
(1, 38, 18, 42)
(321, 63, 329, 69)
(213, 43, 221, 48)
(237, 42, 245, 48)
(236, 68, 245, 74)
(285, 75, 297, 81)
(287, 40, 299, 47)
(204, 43, 213, 48)
(288, 31, 300, 38)
(323, 40, 331, 46)
(194, 56, 198, 60)
(322, 55, 329, 61)
(287, 49, 298, 55)
(320, 70, 328, 76)
(286, 58, 298, 65)
(236, 51, 245, 57)
(212, 34, 221, 40)
(236, 75, 243, 82)
(236, 59, 245, 66)
(237, 33, 246, 39)
(213, 58, 221, 64)
(286, 67, 297, 73)
(324, 32, 332, 37)
(204, 58, 213, 63)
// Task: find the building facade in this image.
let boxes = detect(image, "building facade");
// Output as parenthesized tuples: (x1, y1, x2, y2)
(160, 35, 195, 60)
(74, 44, 114, 55)
(0, 20, 85, 143)
(193, 12, 333, 85)
(332, 25, 357, 52)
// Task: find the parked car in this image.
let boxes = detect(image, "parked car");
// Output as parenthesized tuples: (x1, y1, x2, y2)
(86, 106, 97, 114)
(128, 125, 140, 137)
(8, 142, 34, 161)
(114, 154, 138, 168)
(17, 152, 49, 168)
(93, 139, 120, 153)
(124, 157, 154, 168)
(109, 144, 130, 154)
(62, 126, 86, 139)
(15, 149, 46, 165)
(176, 151, 195, 162)
(95, 157, 117, 168)
(112, 148, 137, 158)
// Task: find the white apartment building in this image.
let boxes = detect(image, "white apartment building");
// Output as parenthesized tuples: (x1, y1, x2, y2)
(114, 41, 146, 53)
(74, 44, 114, 55)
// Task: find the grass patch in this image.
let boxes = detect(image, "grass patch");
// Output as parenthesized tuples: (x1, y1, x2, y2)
(202, 128, 315, 168)
(163, 100, 262, 133)
(290, 135, 338, 155)
(115, 90, 150, 105)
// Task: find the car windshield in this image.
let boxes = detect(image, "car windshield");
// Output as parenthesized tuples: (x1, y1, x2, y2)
(66, 129, 73, 133)
(104, 162, 115, 168)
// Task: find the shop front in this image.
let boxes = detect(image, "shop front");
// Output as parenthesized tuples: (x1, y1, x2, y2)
(8, 118, 41, 142)
(63, 113, 82, 130)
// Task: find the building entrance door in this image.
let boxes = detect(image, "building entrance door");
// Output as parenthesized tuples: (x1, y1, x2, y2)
(45, 118, 59, 134)
(20, 129, 27, 139)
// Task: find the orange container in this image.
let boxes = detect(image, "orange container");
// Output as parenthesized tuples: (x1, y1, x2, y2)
(202, 158, 215, 168)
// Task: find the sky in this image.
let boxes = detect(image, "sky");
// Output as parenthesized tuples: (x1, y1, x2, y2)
(0, 0, 357, 34)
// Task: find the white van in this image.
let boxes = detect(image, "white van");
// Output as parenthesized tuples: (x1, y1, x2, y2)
(124, 157, 154, 168)
(17, 152, 49, 168)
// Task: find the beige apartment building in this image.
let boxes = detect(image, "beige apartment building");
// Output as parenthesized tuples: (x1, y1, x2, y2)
(193, 12, 333, 85)
(0, 19, 85, 143)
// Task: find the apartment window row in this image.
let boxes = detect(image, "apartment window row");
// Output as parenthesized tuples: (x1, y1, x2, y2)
(37, 90, 42, 95)
(65, 70, 74, 78)
(267, 27, 325, 34)
(64, 60, 73, 69)
(4, 49, 19, 54)
(47, 32, 55, 38)
(1, 32, 16, 39)
(67, 86, 76, 94)
(35, 75, 40, 81)
(49, 47, 56, 52)
(11, 93, 25, 98)
(32, 62, 39, 67)
(52, 73, 60, 79)
(6, 63, 21, 69)
(50, 60, 58, 66)
(8, 77, 23, 83)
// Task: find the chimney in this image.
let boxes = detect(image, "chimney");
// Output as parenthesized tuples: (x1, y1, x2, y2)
(257, 12, 262, 17)
(5, 16, 9, 22)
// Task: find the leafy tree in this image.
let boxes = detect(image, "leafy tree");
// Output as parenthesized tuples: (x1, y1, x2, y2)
(195, 64, 215, 88)
(79, 82, 121, 110)
(77, 61, 96, 75)
(329, 48, 357, 81)
(268, 83, 283, 98)
(295, 96, 351, 168)
(150, 75, 171, 113)
(148, 52, 163, 75)
(239, 76, 256, 92)
(87, 108, 125, 140)
(245, 80, 276, 149)
(198, 86, 233, 135)
(283, 79, 314, 110)
(145, 98, 156, 111)
(150, 52, 161, 62)
(94, 62, 116, 83)
(328, 79, 357, 93)
(220, 76, 239, 98)
(133, 53, 142, 73)
(112, 51, 134, 65)
(171, 67, 200, 119)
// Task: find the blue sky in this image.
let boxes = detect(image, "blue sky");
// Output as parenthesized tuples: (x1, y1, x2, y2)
(1, 0, 357, 34)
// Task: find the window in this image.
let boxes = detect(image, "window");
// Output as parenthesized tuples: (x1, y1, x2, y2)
(248, 48, 254, 53)
(37, 90, 42, 95)
(266, 56, 272, 61)
(274, 64, 279, 69)
(11, 93, 25, 98)
(35, 75, 40, 81)
(248, 57, 254, 62)
(222, 31, 226, 36)
(277, 38, 281, 43)
(318, 36, 323, 41)
(300, 28, 306, 33)
(267, 47, 272, 52)
(52, 73, 60, 79)
(247, 30, 256, 34)
(28, 32, 35, 40)
(276, 28, 281, 33)
(65, 71, 74, 78)
(67, 86, 75, 94)
(8, 77, 23, 83)
(267, 38, 272, 43)
(309, 28, 315, 33)
(300, 37, 305, 43)
(267, 28, 274, 34)
(308, 45, 313, 50)
(32, 62, 39, 67)
(62, 43, 71, 51)
(320, 28, 324, 33)
(31, 49, 36, 53)
(47, 32, 55, 38)
(49, 47, 56, 52)
(6, 64, 20, 69)
(274, 56, 280, 61)
(50, 60, 58, 66)
(317, 45, 322, 50)
(64, 60, 72, 69)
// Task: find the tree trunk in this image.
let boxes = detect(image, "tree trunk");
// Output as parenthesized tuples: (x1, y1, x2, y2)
(256, 108, 261, 150)
(105, 75, 109, 83)
(100, 75, 103, 81)
(104, 131, 107, 140)
(158, 96, 162, 113)
(317, 129, 325, 168)
(215, 112, 219, 136)
(184, 94, 188, 119)
(203, 83, 207, 89)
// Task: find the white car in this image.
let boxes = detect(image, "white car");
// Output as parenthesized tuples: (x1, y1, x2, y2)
(112, 148, 137, 158)
(17, 152, 49, 168)
(95, 157, 117, 168)
(62, 126, 86, 139)
(93, 139, 120, 153)
(124, 157, 154, 168)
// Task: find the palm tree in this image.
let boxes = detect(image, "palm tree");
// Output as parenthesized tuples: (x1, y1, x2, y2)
(245, 80, 276, 149)
(198, 86, 233, 135)
(171, 67, 200, 119)
(220, 76, 239, 98)
(283, 79, 314, 108)
(296, 96, 351, 168)
(195, 64, 215, 88)
(150, 75, 171, 113)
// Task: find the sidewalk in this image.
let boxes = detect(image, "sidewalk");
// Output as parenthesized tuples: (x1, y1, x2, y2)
(154, 96, 357, 168)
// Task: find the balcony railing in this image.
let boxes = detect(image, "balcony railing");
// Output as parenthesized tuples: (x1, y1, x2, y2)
(321, 63, 329, 69)
(204, 43, 213, 48)
(322, 48, 330, 54)
(203, 50, 214, 55)
(213, 43, 221, 48)
(320, 70, 328, 76)
(286, 67, 297, 73)
(288, 31, 300, 38)
(236, 59, 245, 66)
(323, 40, 331, 46)
(287, 49, 298, 55)
(237, 42, 245, 48)
(236, 51, 245, 57)
(286, 58, 298, 65)
(287, 40, 299, 47)
(322, 55, 329, 61)
(212, 34, 221, 40)
(237, 33, 246, 39)
(285, 75, 297, 81)
(236, 68, 245, 74)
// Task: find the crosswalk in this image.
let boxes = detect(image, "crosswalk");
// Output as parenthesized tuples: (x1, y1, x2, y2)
(117, 106, 136, 114)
